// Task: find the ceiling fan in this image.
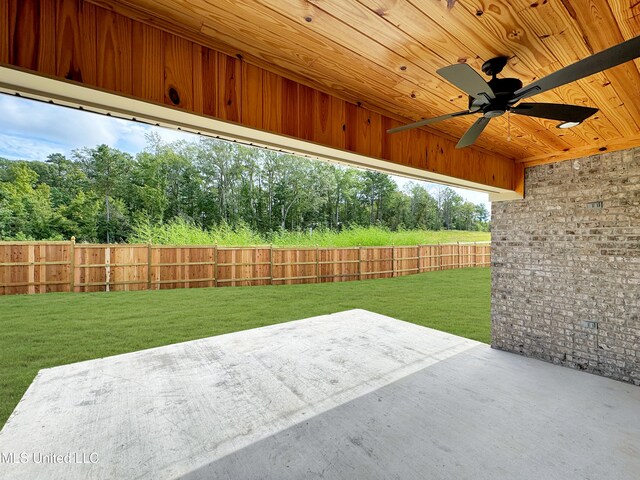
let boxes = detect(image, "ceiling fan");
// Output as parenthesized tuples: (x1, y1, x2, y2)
(387, 35, 640, 148)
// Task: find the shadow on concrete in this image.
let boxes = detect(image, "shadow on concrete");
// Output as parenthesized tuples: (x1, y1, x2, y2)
(179, 348, 640, 480)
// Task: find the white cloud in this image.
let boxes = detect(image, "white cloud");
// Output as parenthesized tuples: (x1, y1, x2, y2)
(0, 132, 66, 160)
(0, 94, 193, 160)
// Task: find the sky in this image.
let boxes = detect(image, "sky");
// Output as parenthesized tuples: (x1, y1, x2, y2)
(0, 94, 489, 208)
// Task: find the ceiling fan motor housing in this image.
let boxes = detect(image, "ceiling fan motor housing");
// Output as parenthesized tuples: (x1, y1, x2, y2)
(468, 77, 524, 116)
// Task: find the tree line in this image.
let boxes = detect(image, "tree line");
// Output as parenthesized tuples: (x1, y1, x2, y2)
(0, 134, 489, 243)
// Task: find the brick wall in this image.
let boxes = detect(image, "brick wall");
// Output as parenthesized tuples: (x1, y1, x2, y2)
(491, 147, 640, 385)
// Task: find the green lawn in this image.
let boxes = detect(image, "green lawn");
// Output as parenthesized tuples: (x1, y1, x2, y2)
(0, 268, 490, 428)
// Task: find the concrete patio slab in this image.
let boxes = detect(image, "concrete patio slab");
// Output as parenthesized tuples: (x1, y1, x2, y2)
(0, 309, 638, 479)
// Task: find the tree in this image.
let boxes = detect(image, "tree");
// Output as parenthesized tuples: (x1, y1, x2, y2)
(0, 163, 56, 239)
(474, 203, 489, 222)
(455, 201, 476, 231)
(45, 153, 88, 207)
(0, 135, 491, 240)
(57, 191, 101, 242)
(96, 197, 131, 243)
(385, 190, 411, 230)
(74, 145, 133, 242)
(196, 138, 239, 225)
(437, 187, 463, 230)
(359, 171, 397, 225)
(408, 184, 440, 230)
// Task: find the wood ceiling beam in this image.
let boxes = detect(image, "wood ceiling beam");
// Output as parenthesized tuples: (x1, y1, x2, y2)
(0, 0, 521, 199)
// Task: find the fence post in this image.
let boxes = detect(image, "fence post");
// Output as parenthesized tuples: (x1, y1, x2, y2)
(392, 244, 396, 277)
(417, 244, 421, 274)
(147, 242, 152, 290)
(473, 242, 477, 267)
(214, 245, 219, 287)
(184, 247, 190, 289)
(105, 246, 111, 292)
(69, 237, 75, 293)
(26, 244, 34, 294)
(438, 243, 442, 271)
(358, 246, 362, 280)
(269, 244, 274, 285)
(315, 245, 320, 284)
(457, 241, 460, 269)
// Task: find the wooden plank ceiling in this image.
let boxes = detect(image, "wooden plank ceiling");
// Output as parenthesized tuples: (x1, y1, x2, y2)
(83, 0, 640, 165)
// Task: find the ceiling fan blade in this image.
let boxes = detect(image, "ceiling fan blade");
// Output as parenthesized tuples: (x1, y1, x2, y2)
(512, 103, 598, 123)
(436, 63, 495, 101)
(456, 117, 491, 149)
(512, 35, 640, 102)
(386, 110, 473, 134)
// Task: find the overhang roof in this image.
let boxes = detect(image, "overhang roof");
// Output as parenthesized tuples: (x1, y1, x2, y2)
(87, 0, 640, 165)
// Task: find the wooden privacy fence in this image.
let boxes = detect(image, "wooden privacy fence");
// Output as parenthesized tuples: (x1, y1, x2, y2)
(0, 240, 490, 296)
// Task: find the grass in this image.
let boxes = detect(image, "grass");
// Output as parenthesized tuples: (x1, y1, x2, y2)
(130, 221, 490, 247)
(270, 227, 490, 247)
(0, 268, 490, 428)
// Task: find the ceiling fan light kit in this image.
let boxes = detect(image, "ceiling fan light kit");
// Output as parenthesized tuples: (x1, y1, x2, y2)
(388, 35, 640, 149)
(557, 121, 581, 129)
